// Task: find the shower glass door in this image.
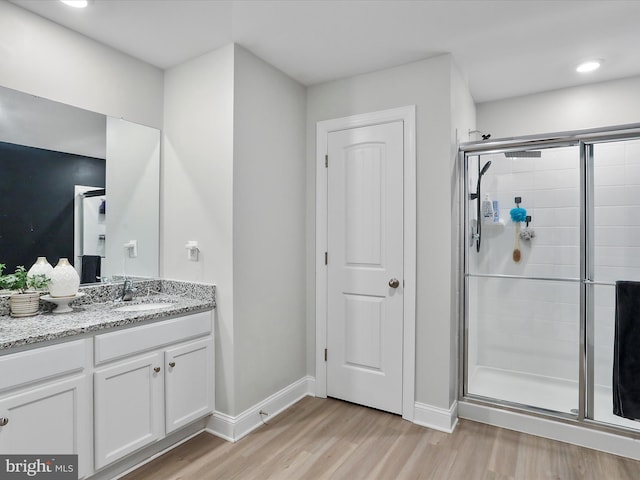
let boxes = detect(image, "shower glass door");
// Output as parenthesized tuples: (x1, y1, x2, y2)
(463, 130, 640, 435)
(591, 138, 640, 429)
(465, 145, 582, 415)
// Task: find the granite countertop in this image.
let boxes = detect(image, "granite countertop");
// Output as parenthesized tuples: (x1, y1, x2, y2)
(0, 280, 216, 352)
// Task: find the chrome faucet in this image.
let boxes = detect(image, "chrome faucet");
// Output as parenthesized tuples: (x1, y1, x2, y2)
(122, 279, 135, 301)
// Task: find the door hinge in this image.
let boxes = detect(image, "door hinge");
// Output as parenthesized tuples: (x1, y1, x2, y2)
(325, 154, 328, 168)
(325, 252, 328, 265)
(324, 348, 327, 361)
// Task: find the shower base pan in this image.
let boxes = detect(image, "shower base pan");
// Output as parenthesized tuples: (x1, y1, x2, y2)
(467, 366, 639, 430)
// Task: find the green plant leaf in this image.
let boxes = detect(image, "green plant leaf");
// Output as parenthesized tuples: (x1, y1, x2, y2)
(0, 265, 50, 293)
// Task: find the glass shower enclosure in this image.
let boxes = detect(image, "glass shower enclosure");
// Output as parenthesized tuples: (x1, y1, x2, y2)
(460, 124, 640, 436)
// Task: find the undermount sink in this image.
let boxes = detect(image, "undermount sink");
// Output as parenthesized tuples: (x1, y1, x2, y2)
(113, 302, 174, 312)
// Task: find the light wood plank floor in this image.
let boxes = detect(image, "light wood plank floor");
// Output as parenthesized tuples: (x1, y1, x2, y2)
(124, 397, 640, 480)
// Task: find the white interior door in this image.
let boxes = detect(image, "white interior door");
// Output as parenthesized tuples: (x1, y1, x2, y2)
(326, 121, 404, 414)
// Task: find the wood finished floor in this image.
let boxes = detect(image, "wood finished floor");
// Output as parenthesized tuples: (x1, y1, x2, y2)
(123, 396, 640, 480)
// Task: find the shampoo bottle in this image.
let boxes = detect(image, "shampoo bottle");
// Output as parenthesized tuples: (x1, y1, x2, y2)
(481, 194, 494, 223)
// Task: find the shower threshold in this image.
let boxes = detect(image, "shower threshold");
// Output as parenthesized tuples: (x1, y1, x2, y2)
(467, 366, 638, 430)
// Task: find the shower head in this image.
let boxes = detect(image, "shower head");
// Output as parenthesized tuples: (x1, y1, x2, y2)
(474, 160, 492, 253)
(479, 161, 492, 176)
(470, 160, 492, 201)
(504, 151, 541, 158)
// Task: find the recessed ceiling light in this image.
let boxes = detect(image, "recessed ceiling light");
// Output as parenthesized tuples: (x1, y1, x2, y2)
(576, 60, 602, 73)
(60, 0, 89, 8)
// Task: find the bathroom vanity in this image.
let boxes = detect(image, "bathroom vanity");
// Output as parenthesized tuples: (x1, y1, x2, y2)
(0, 280, 215, 479)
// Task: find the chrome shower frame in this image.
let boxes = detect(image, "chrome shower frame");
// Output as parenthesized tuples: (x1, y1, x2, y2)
(458, 122, 640, 441)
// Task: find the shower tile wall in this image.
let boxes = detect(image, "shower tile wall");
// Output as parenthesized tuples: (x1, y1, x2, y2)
(469, 140, 640, 420)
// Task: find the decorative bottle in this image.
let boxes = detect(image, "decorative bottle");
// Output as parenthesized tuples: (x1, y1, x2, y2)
(49, 258, 80, 298)
(27, 257, 54, 284)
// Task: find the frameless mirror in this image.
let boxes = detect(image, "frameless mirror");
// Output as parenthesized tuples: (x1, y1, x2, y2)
(0, 85, 160, 284)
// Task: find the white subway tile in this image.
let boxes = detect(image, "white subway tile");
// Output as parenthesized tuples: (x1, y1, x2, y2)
(594, 206, 632, 226)
(594, 186, 626, 206)
(625, 164, 640, 185)
(594, 142, 625, 166)
(624, 141, 640, 164)
(595, 246, 640, 268)
(512, 157, 535, 173)
(535, 151, 579, 171)
(594, 165, 625, 186)
(624, 185, 640, 205)
(534, 188, 579, 208)
(595, 226, 626, 247)
(594, 266, 640, 283)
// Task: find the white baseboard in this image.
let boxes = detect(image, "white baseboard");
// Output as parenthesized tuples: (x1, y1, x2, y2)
(413, 400, 458, 433)
(459, 401, 640, 461)
(207, 375, 316, 442)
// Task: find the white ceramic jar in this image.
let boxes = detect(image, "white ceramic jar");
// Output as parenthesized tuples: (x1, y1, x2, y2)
(27, 257, 54, 283)
(49, 258, 80, 298)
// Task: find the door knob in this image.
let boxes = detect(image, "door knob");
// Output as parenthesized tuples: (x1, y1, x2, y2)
(0, 417, 9, 426)
(154, 367, 161, 373)
(389, 278, 400, 288)
(169, 362, 176, 368)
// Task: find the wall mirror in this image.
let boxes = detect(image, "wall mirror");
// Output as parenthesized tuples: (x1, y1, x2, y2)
(0, 85, 160, 284)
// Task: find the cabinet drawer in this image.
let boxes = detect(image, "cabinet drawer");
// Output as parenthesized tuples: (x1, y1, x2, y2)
(0, 340, 87, 392)
(94, 311, 212, 364)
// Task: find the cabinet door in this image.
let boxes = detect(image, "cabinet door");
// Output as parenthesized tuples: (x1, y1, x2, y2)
(94, 352, 163, 470)
(0, 375, 91, 479)
(165, 337, 213, 434)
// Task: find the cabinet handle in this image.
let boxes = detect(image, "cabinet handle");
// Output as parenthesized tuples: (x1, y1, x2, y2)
(0, 417, 8, 426)
(169, 362, 176, 368)
(154, 367, 161, 373)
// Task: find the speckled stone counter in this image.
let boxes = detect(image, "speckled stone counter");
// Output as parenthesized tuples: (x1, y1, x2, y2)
(0, 280, 216, 351)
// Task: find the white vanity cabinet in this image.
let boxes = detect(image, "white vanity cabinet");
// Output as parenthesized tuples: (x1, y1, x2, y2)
(164, 337, 213, 434)
(0, 340, 92, 479)
(93, 311, 214, 470)
(94, 352, 164, 469)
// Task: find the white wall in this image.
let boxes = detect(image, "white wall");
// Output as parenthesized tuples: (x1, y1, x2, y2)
(307, 54, 475, 410)
(162, 44, 236, 414)
(477, 76, 640, 139)
(163, 44, 306, 417)
(232, 45, 307, 414)
(0, 1, 163, 129)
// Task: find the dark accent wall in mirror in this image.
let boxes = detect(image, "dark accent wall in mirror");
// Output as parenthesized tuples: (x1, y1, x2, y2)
(0, 141, 105, 271)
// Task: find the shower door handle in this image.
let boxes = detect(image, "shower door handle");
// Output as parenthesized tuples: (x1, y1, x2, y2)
(389, 278, 400, 289)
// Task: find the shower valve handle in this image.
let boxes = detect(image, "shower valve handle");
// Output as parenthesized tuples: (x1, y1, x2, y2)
(389, 278, 400, 289)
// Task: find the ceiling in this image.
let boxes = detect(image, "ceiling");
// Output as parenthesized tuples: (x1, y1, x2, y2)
(10, 0, 640, 103)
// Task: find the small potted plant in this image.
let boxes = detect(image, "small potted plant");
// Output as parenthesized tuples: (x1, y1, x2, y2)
(0, 264, 50, 317)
